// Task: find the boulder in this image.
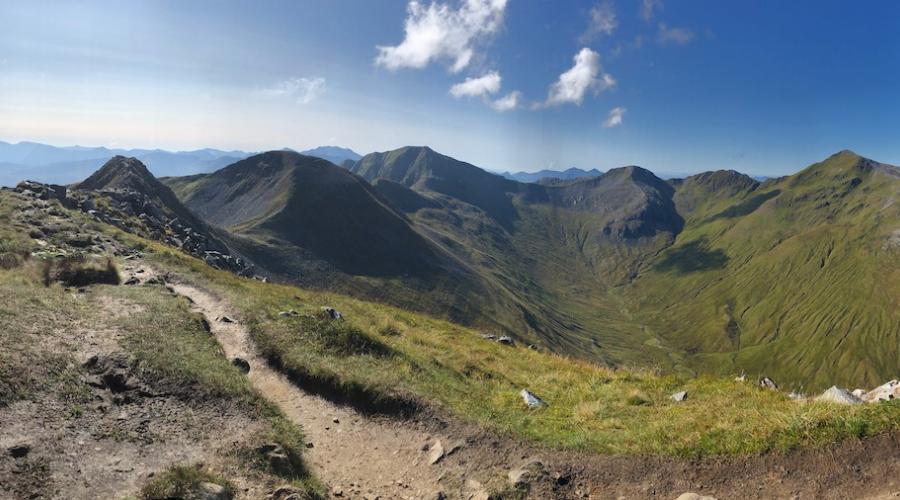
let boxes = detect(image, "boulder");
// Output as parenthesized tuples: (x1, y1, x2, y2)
(123, 276, 140, 285)
(758, 377, 778, 390)
(497, 336, 514, 346)
(817, 386, 862, 405)
(520, 389, 547, 408)
(508, 457, 546, 487)
(217, 315, 235, 323)
(863, 379, 899, 403)
(232, 357, 250, 374)
(670, 391, 688, 402)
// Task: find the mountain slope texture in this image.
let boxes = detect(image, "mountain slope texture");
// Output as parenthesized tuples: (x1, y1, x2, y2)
(160, 148, 899, 391)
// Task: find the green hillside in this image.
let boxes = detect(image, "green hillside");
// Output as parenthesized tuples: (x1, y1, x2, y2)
(630, 151, 900, 389)
(162, 148, 900, 390)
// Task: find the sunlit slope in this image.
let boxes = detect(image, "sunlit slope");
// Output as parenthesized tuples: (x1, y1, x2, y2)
(631, 151, 900, 390)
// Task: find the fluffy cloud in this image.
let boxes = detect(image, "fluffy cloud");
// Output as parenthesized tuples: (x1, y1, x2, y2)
(490, 90, 521, 111)
(544, 48, 615, 107)
(254, 77, 326, 104)
(640, 0, 663, 21)
(603, 106, 626, 128)
(450, 71, 502, 98)
(580, 1, 617, 42)
(376, 0, 508, 73)
(658, 23, 695, 45)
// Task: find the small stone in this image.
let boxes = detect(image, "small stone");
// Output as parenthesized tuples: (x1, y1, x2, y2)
(428, 440, 445, 465)
(497, 336, 514, 346)
(670, 391, 688, 402)
(676, 494, 718, 500)
(332, 417, 340, 424)
(331, 486, 344, 497)
(520, 389, 547, 408)
(8, 444, 30, 458)
(123, 276, 140, 285)
(196, 482, 231, 500)
(758, 376, 778, 390)
(231, 357, 250, 374)
(217, 316, 235, 323)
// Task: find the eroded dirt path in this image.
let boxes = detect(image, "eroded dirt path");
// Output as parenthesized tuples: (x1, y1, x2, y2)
(165, 276, 485, 500)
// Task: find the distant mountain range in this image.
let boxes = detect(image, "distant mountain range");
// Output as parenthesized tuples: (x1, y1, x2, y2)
(0, 140, 363, 187)
(500, 167, 603, 183)
(158, 146, 899, 390)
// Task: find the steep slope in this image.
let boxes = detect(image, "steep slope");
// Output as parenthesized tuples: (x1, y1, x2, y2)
(630, 150, 900, 389)
(164, 151, 450, 277)
(77, 155, 202, 225)
(163, 146, 899, 390)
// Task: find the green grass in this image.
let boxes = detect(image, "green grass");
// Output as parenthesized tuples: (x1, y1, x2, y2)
(142, 242, 900, 457)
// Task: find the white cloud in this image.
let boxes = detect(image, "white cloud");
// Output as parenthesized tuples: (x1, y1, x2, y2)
(490, 90, 521, 111)
(581, 1, 617, 42)
(450, 71, 502, 98)
(375, 0, 508, 73)
(603, 106, 626, 128)
(640, 0, 663, 21)
(254, 77, 326, 104)
(658, 23, 695, 45)
(544, 48, 615, 107)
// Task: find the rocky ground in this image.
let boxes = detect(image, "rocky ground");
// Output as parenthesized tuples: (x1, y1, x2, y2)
(1, 185, 898, 499)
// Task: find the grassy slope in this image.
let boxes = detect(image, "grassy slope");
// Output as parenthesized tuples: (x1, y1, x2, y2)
(140, 236, 900, 457)
(0, 190, 319, 496)
(161, 149, 899, 391)
(630, 152, 900, 390)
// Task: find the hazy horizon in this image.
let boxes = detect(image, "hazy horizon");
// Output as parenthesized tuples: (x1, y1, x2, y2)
(2, 1, 899, 177)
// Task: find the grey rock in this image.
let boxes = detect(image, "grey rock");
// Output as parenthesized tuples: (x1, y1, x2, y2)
(520, 389, 547, 408)
(497, 336, 514, 346)
(758, 376, 778, 390)
(428, 440, 445, 465)
(817, 386, 863, 405)
(318, 307, 343, 320)
(670, 391, 688, 402)
(196, 481, 232, 500)
(863, 379, 899, 403)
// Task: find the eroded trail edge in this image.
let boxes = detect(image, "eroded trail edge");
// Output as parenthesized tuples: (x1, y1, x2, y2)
(165, 277, 487, 500)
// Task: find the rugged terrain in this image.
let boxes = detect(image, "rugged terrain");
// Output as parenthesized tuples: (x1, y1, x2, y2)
(1, 166, 898, 499)
(165, 147, 899, 391)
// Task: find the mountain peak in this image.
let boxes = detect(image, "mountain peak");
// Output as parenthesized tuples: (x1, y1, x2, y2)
(76, 156, 158, 192)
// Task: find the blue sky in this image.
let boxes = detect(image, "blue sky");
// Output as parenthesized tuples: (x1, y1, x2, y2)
(1, 0, 898, 176)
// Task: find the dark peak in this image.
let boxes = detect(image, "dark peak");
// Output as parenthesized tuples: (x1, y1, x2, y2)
(77, 156, 158, 192)
(603, 165, 663, 185)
